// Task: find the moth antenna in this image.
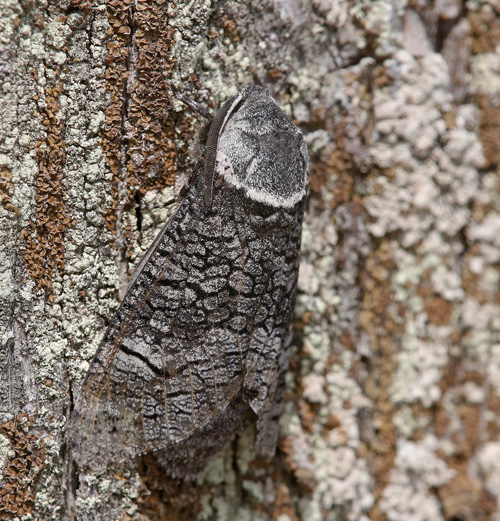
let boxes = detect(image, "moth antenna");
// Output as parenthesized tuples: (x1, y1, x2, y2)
(202, 91, 246, 211)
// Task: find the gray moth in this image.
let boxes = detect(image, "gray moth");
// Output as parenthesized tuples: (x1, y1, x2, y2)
(71, 85, 309, 479)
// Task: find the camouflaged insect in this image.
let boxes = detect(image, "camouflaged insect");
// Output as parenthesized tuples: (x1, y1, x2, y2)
(71, 85, 309, 479)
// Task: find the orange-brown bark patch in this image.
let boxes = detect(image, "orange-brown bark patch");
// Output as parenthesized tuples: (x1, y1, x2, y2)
(0, 415, 45, 519)
(360, 241, 401, 520)
(0, 169, 19, 215)
(102, 0, 182, 239)
(462, 261, 490, 305)
(424, 297, 454, 326)
(469, 7, 500, 170)
(24, 80, 72, 300)
(220, 14, 241, 44)
(138, 453, 202, 521)
(469, 7, 500, 55)
(272, 484, 298, 521)
(438, 461, 497, 521)
(477, 96, 500, 169)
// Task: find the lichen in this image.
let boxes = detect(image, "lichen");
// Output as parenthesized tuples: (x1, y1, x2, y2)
(380, 436, 455, 521)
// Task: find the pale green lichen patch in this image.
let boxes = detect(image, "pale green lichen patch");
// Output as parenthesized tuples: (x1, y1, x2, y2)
(380, 436, 456, 521)
(74, 467, 142, 520)
(127, 185, 177, 269)
(393, 406, 429, 438)
(0, 431, 13, 474)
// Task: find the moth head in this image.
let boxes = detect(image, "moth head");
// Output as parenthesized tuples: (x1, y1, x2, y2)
(215, 86, 309, 208)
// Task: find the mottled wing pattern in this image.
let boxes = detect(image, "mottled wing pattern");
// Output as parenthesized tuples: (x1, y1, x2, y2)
(70, 184, 301, 468)
(72, 187, 241, 466)
(242, 211, 304, 456)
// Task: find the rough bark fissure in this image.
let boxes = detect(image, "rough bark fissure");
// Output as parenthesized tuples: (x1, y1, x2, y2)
(116, 7, 137, 299)
(1, 0, 500, 520)
(13, 319, 38, 414)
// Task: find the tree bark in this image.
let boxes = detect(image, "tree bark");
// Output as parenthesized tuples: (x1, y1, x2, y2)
(1, 0, 499, 520)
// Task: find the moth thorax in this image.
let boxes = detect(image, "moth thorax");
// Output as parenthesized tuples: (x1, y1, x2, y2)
(215, 101, 308, 209)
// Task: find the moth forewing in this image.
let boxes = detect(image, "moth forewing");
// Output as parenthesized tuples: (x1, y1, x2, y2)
(71, 85, 308, 478)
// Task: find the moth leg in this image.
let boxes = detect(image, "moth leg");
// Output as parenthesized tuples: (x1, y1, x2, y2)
(255, 359, 288, 459)
(163, 162, 203, 208)
(176, 93, 213, 122)
(175, 166, 201, 203)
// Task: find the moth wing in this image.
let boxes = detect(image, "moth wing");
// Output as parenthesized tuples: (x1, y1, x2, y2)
(242, 228, 302, 457)
(70, 197, 246, 468)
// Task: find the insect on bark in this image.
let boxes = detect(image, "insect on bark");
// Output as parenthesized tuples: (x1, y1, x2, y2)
(71, 85, 309, 479)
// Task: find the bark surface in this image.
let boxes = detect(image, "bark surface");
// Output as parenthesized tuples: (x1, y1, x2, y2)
(1, 1, 499, 520)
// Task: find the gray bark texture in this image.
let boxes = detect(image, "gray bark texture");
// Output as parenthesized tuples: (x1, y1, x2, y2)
(1, 0, 499, 520)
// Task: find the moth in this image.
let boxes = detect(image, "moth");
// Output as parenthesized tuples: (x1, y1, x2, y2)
(71, 85, 309, 479)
